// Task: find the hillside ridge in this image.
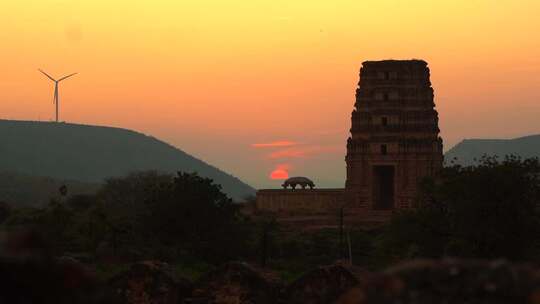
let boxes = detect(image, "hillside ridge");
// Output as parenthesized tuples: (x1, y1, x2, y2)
(0, 119, 255, 200)
(445, 134, 540, 166)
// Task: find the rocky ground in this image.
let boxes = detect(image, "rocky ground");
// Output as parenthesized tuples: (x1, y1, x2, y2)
(2, 231, 540, 303)
(108, 259, 540, 304)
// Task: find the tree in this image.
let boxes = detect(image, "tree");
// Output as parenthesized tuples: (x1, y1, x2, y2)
(141, 172, 250, 262)
(97, 171, 174, 255)
(377, 156, 540, 262)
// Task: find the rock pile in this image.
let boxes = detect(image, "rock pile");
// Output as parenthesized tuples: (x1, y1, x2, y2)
(337, 259, 540, 304)
(109, 260, 192, 304)
(282, 264, 360, 304)
(190, 262, 281, 304)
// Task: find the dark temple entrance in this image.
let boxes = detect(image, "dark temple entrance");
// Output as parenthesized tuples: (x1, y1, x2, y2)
(373, 165, 395, 210)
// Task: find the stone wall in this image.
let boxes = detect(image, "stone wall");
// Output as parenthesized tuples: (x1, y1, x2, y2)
(255, 188, 345, 216)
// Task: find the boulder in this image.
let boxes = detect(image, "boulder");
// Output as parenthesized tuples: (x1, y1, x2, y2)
(191, 262, 281, 304)
(109, 260, 192, 304)
(282, 264, 360, 304)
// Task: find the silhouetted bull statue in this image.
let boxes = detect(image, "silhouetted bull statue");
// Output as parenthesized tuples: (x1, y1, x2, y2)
(282, 177, 315, 190)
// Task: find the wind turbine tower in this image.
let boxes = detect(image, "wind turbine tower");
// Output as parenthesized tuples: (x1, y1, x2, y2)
(38, 69, 77, 122)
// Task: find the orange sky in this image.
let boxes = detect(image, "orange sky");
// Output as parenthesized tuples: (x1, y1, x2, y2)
(1, 0, 539, 188)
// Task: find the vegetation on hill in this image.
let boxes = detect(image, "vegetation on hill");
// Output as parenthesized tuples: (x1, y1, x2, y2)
(2, 171, 253, 264)
(445, 134, 540, 166)
(0, 120, 254, 201)
(0, 171, 99, 207)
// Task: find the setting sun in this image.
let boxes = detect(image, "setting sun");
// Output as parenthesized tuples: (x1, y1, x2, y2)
(270, 164, 290, 180)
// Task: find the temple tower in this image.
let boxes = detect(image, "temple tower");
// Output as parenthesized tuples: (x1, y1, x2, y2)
(345, 60, 443, 211)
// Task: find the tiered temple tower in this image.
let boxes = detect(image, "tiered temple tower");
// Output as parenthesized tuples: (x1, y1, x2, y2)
(345, 60, 443, 211)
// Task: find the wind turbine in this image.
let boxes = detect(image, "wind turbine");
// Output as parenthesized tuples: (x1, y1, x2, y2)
(38, 69, 77, 122)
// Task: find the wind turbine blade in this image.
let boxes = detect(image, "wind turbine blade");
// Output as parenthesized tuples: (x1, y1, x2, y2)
(38, 69, 56, 81)
(58, 72, 77, 82)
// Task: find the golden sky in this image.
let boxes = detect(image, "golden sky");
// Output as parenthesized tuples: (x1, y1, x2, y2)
(1, 0, 539, 188)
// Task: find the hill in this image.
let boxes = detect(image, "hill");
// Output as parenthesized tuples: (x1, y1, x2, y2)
(445, 134, 540, 166)
(0, 120, 255, 201)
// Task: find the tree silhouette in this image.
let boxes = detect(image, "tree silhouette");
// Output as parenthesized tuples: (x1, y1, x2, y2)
(377, 156, 540, 262)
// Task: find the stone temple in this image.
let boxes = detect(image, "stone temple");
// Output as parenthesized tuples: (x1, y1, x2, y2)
(345, 59, 443, 211)
(255, 59, 443, 224)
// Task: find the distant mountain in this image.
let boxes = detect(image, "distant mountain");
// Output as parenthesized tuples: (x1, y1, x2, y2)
(0, 120, 255, 201)
(445, 135, 540, 166)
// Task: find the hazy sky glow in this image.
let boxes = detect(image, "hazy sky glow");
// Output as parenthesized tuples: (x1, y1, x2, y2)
(1, 0, 539, 188)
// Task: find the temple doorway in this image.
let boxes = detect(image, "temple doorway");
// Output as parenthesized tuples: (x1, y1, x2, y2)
(373, 165, 395, 210)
